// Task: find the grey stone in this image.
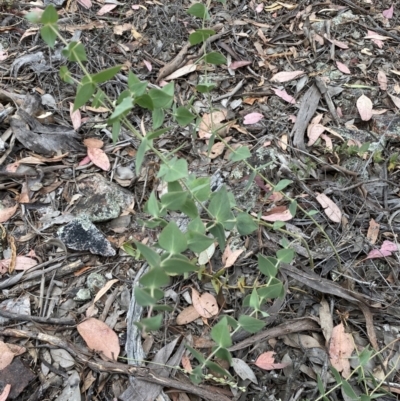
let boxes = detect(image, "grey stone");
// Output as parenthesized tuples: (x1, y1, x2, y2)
(57, 215, 116, 256)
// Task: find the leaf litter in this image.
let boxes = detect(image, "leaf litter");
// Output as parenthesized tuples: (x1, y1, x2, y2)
(1, 1, 400, 400)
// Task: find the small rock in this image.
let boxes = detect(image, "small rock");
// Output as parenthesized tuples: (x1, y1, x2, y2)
(74, 288, 92, 301)
(50, 349, 75, 369)
(87, 273, 106, 292)
(57, 215, 116, 257)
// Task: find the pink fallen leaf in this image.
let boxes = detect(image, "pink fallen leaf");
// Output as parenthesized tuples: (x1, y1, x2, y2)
(0, 384, 11, 401)
(325, 37, 349, 49)
(87, 147, 110, 171)
(270, 70, 304, 83)
(84, 138, 103, 148)
(259, 207, 293, 222)
(77, 0, 92, 8)
(0, 256, 37, 271)
(336, 61, 350, 74)
(307, 123, 326, 146)
(0, 51, 8, 61)
(320, 133, 333, 150)
(79, 155, 92, 166)
(209, 142, 226, 159)
(229, 60, 252, 70)
(0, 204, 18, 223)
(255, 3, 264, 13)
(378, 70, 388, 91)
(69, 102, 82, 131)
(366, 240, 398, 259)
(255, 351, 289, 370)
(243, 112, 263, 125)
(316, 193, 342, 223)
(222, 245, 243, 268)
(77, 318, 120, 360)
(191, 288, 218, 318)
(132, 4, 140, 10)
(254, 175, 271, 192)
(176, 305, 201, 325)
(356, 94, 373, 121)
(271, 88, 296, 104)
(143, 59, 152, 72)
(365, 30, 391, 41)
(389, 94, 400, 109)
(329, 323, 354, 378)
(382, 4, 394, 19)
(97, 4, 117, 15)
(0, 341, 16, 370)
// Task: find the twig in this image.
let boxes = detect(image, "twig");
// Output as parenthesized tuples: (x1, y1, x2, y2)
(1, 328, 232, 401)
(0, 309, 75, 325)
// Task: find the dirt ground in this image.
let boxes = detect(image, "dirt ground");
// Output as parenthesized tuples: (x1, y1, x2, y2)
(1, 0, 400, 400)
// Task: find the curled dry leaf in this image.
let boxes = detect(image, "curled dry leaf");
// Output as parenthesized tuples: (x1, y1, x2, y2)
(69, 102, 82, 131)
(222, 245, 243, 268)
(0, 256, 37, 271)
(191, 288, 218, 318)
(84, 138, 104, 148)
(87, 147, 110, 171)
(229, 60, 252, 70)
(388, 93, 400, 109)
(329, 323, 354, 378)
(316, 193, 342, 223)
(366, 218, 379, 244)
(199, 109, 230, 139)
(319, 299, 333, 344)
(176, 305, 200, 325)
(77, 318, 120, 360)
(271, 88, 296, 104)
(366, 240, 398, 259)
(0, 384, 11, 401)
(255, 351, 289, 370)
(259, 207, 293, 222)
(356, 94, 373, 121)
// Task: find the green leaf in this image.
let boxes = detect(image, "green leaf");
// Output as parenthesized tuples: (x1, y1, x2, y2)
(187, 216, 205, 234)
(187, 176, 210, 202)
(112, 120, 120, 143)
(139, 267, 170, 288)
(211, 317, 232, 348)
(108, 96, 134, 123)
(135, 314, 163, 332)
(317, 375, 326, 397)
(236, 212, 258, 235)
(134, 241, 161, 268)
(204, 52, 227, 65)
(62, 41, 87, 62)
(189, 29, 215, 45)
(180, 198, 199, 218)
(174, 106, 196, 126)
(159, 222, 188, 254)
(209, 186, 235, 226)
(308, 210, 319, 216)
(136, 138, 149, 175)
(146, 127, 169, 141)
(128, 72, 147, 96)
(160, 191, 188, 211)
(91, 89, 105, 109)
(59, 66, 74, 84)
(273, 221, 285, 230)
(41, 4, 58, 23)
(157, 157, 188, 182)
(196, 83, 216, 93)
(40, 25, 58, 48)
(187, 3, 210, 19)
(258, 280, 284, 299)
(358, 346, 373, 368)
(238, 315, 266, 333)
(92, 65, 122, 84)
(229, 146, 251, 162)
(208, 222, 226, 250)
(258, 255, 278, 277)
(190, 366, 203, 384)
(214, 347, 232, 364)
(276, 248, 294, 263)
(187, 231, 214, 253)
(25, 10, 41, 23)
(161, 255, 197, 274)
(289, 200, 297, 217)
(205, 360, 231, 377)
(152, 108, 164, 129)
(330, 366, 342, 385)
(248, 288, 260, 311)
(341, 380, 358, 399)
(135, 94, 154, 110)
(225, 316, 239, 330)
(152, 305, 173, 312)
(274, 179, 292, 192)
(134, 287, 157, 306)
(74, 81, 96, 110)
(145, 191, 161, 218)
(148, 87, 173, 109)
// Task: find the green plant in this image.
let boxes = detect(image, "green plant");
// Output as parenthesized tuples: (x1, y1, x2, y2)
(27, 1, 345, 389)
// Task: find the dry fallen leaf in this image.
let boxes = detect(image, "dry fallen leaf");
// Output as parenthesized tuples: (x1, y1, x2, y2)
(0, 384, 11, 401)
(0, 341, 17, 370)
(243, 112, 263, 125)
(69, 102, 82, 130)
(329, 323, 354, 378)
(222, 245, 244, 268)
(367, 218, 379, 244)
(316, 193, 342, 223)
(270, 70, 304, 83)
(87, 147, 110, 171)
(77, 318, 120, 360)
(84, 138, 104, 148)
(191, 288, 219, 318)
(176, 305, 201, 325)
(319, 299, 333, 345)
(259, 207, 293, 222)
(377, 70, 388, 91)
(0, 204, 18, 223)
(255, 351, 289, 370)
(356, 94, 373, 121)
(198, 109, 230, 139)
